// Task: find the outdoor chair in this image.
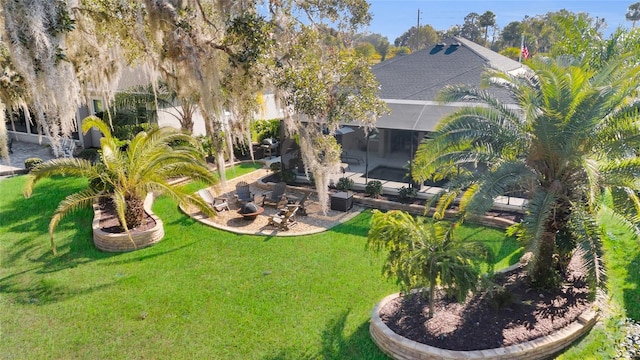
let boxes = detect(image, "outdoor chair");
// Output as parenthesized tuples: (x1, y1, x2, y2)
(262, 182, 287, 208)
(198, 189, 230, 212)
(267, 204, 298, 231)
(292, 192, 310, 216)
(234, 181, 254, 205)
(60, 138, 76, 158)
(340, 151, 362, 165)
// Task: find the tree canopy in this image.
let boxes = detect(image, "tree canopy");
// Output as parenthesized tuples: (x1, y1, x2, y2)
(414, 57, 640, 289)
(627, 2, 640, 27)
(1, 0, 386, 209)
(394, 25, 439, 51)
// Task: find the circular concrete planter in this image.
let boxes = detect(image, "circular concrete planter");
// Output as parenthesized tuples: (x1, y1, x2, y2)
(370, 292, 598, 360)
(92, 194, 165, 252)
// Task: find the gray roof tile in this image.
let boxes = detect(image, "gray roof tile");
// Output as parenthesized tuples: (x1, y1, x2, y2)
(372, 37, 523, 103)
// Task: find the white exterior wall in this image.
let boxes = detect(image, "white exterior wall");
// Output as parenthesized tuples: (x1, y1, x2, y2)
(156, 93, 283, 136)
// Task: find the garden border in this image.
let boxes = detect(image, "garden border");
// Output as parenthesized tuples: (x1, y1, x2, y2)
(92, 193, 165, 252)
(370, 291, 598, 360)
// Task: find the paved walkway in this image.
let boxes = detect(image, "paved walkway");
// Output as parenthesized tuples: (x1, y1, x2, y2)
(1, 140, 56, 176)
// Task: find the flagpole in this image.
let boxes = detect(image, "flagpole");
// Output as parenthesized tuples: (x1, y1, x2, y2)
(518, 35, 524, 63)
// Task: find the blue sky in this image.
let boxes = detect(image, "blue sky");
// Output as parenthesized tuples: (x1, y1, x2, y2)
(365, 1, 634, 41)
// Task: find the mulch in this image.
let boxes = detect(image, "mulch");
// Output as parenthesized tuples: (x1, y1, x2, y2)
(97, 199, 156, 233)
(379, 255, 591, 351)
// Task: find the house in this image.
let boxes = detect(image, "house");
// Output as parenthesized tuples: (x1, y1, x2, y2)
(5, 67, 151, 151)
(338, 36, 526, 173)
(6, 65, 282, 152)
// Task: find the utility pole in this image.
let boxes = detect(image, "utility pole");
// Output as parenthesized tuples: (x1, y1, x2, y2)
(412, 8, 420, 51)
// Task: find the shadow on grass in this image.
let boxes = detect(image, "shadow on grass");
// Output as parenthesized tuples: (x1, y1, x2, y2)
(102, 241, 198, 265)
(1, 177, 119, 270)
(261, 310, 387, 360)
(0, 276, 116, 306)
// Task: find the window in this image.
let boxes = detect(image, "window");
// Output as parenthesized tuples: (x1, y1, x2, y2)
(5, 109, 28, 133)
(92, 99, 104, 114)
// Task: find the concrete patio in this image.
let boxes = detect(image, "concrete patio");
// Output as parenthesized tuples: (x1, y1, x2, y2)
(0, 140, 57, 176)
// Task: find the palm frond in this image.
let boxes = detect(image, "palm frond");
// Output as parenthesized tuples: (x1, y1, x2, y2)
(461, 160, 535, 216)
(48, 188, 103, 254)
(519, 189, 556, 245)
(24, 158, 96, 197)
(570, 204, 607, 287)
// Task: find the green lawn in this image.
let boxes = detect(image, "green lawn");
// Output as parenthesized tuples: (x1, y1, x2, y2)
(1, 168, 521, 359)
(557, 210, 640, 359)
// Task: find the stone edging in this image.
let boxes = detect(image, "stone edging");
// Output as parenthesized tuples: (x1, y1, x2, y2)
(370, 292, 598, 360)
(92, 193, 165, 252)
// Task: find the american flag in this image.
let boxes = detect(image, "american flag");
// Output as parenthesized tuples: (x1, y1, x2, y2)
(521, 41, 530, 60)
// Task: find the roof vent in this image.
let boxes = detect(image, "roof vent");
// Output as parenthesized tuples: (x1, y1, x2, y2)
(450, 42, 461, 47)
(436, 42, 446, 47)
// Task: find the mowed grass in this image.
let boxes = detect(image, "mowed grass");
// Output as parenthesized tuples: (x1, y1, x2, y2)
(558, 210, 640, 359)
(0, 168, 521, 359)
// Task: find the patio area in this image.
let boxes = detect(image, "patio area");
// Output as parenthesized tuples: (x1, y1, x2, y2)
(2, 139, 526, 231)
(185, 168, 363, 236)
(0, 140, 56, 176)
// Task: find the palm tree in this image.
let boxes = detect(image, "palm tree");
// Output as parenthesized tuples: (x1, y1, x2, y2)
(112, 82, 199, 134)
(478, 11, 496, 46)
(367, 210, 483, 318)
(24, 117, 218, 255)
(627, 2, 640, 28)
(413, 57, 640, 289)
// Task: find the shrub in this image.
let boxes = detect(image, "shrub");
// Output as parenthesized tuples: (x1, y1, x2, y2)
(112, 123, 156, 141)
(252, 119, 281, 142)
(24, 157, 43, 171)
(398, 186, 418, 203)
(368, 211, 485, 318)
(77, 148, 99, 163)
(233, 141, 250, 159)
(196, 135, 215, 161)
(269, 162, 296, 183)
(365, 180, 383, 198)
(336, 177, 354, 191)
(269, 162, 281, 173)
(281, 170, 297, 183)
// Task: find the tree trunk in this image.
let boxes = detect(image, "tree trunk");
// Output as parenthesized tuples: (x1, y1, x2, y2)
(530, 230, 557, 289)
(124, 194, 145, 229)
(181, 111, 194, 134)
(428, 283, 436, 319)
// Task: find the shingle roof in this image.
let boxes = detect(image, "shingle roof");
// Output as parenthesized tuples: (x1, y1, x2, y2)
(372, 37, 524, 102)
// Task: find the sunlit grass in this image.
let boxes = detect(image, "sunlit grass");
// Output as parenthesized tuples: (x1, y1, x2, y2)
(557, 211, 640, 359)
(1, 168, 525, 359)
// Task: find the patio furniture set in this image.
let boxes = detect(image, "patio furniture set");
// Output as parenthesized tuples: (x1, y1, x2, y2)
(198, 181, 310, 231)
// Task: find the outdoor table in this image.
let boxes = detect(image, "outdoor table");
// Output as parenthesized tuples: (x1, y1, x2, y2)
(330, 191, 353, 212)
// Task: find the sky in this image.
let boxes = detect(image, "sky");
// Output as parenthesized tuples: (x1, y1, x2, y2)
(364, 0, 634, 42)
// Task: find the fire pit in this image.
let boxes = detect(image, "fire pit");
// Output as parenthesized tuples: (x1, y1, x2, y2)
(238, 202, 264, 220)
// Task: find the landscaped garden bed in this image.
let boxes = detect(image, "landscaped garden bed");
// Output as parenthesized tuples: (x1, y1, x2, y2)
(371, 255, 598, 359)
(92, 194, 165, 252)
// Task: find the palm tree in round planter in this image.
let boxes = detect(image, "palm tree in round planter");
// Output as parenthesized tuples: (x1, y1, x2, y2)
(24, 116, 218, 255)
(413, 57, 640, 289)
(367, 209, 484, 318)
